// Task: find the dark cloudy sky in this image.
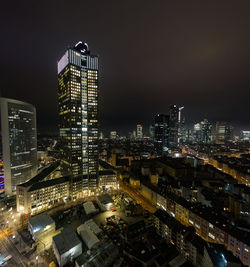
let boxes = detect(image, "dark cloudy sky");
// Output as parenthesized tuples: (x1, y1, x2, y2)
(1, 0, 250, 135)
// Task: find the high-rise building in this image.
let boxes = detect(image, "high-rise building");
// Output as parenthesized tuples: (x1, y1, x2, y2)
(99, 132, 104, 140)
(0, 97, 37, 196)
(110, 131, 117, 140)
(215, 122, 232, 144)
(200, 119, 212, 144)
(241, 130, 250, 141)
(149, 125, 154, 139)
(136, 124, 143, 140)
(178, 106, 184, 143)
(58, 41, 99, 196)
(169, 105, 179, 148)
(154, 114, 169, 154)
(193, 123, 201, 143)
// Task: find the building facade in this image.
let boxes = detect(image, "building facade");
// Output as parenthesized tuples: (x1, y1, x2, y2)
(215, 121, 232, 144)
(169, 105, 179, 148)
(201, 119, 212, 144)
(0, 97, 37, 196)
(154, 114, 169, 155)
(141, 182, 250, 266)
(58, 41, 99, 196)
(136, 124, 143, 140)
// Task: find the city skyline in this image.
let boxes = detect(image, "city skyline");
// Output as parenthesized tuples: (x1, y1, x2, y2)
(1, 0, 250, 135)
(1, 2, 250, 267)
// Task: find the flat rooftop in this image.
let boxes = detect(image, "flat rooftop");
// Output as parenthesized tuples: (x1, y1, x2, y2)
(97, 194, 114, 204)
(29, 213, 54, 230)
(53, 227, 81, 255)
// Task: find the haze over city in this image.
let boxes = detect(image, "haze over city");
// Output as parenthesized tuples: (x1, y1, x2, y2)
(1, 0, 250, 134)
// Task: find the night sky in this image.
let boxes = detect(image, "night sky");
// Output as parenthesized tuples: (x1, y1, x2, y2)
(1, 0, 250, 135)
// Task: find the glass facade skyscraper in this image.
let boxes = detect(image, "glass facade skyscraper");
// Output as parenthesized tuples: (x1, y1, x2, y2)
(58, 41, 99, 197)
(154, 114, 169, 155)
(0, 97, 37, 196)
(169, 105, 179, 148)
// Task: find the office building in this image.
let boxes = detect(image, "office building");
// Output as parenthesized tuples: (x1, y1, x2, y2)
(241, 130, 250, 141)
(169, 105, 179, 148)
(58, 41, 99, 196)
(215, 122, 232, 144)
(193, 123, 201, 143)
(178, 106, 184, 143)
(110, 131, 117, 140)
(201, 119, 212, 144)
(0, 97, 37, 196)
(136, 124, 143, 139)
(149, 124, 154, 139)
(154, 114, 169, 155)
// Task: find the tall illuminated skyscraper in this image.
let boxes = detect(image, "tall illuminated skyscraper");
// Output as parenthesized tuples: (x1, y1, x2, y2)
(215, 121, 232, 144)
(136, 124, 143, 140)
(201, 119, 212, 144)
(58, 41, 99, 196)
(154, 114, 169, 155)
(169, 105, 179, 148)
(0, 97, 37, 196)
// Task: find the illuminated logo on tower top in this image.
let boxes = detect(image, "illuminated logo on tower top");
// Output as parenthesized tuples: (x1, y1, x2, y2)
(74, 41, 89, 55)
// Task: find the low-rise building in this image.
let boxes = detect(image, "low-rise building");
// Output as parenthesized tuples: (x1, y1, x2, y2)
(53, 227, 82, 267)
(77, 224, 99, 249)
(83, 219, 102, 235)
(96, 194, 114, 211)
(99, 170, 118, 191)
(143, 181, 250, 266)
(75, 241, 118, 267)
(154, 209, 243, 267)
(83, 201, 98, 216)
(28, 213, 55, 241)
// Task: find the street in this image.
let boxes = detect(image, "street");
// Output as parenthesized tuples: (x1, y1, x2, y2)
(0, 228, 27, 266)
(119, 181, 157, 213)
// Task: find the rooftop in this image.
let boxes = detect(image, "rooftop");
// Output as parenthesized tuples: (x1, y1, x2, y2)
(99, 170, 116, 176)
(99, 160, 116, 170)
(29, 213, 54, 230)
(97, 194, 114, 205)
(53, 227, 81, 255)
(28, 176, 69, 192)
(19, 161, 60, 188)
(206, 243, 242, 267)
(143, 181, 250, 246)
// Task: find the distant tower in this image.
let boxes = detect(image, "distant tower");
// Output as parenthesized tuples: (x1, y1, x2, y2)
(99, 132, 104, 140)
(136, 124, 143, 140)
(193, 123, 201, 143)
(154, 114, 169, 155)
(201, 119, 212, 144)
(0, 97, 37, 196)
(178, 106, 184, 143)
(149, 125, 154, 139)
(215, 122, 232, 144)
(58, 41, 99, 197)
(169, 105, 179, 148)
(110, 131, 117, 140)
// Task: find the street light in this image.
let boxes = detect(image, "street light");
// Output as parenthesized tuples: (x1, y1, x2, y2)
(36, 256, 38, 267)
